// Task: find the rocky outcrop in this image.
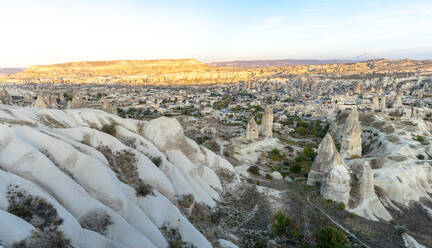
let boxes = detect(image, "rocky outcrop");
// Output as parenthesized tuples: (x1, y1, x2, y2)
(0, 88, 12, 105)
(68, 94, 86, 109)
(102, 98, 117, 114)
(340, 108, 362, 159)
(261, 107, 273, 138)
(394, 92, 403, 108)
(380, 95, 387, 109)
(372, 95, 379, 110)
(348, 160, 392, 221)
(33, 93, 58, 109)
(307, 133, 345, 186)
(320, 163, 351, 205)
(245, 118, 259, 140)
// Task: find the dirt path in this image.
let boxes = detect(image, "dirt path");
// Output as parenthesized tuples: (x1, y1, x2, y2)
(306, 193, 372, 248)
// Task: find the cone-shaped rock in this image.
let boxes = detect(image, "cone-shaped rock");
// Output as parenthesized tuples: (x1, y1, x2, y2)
(0, 88, 12, 105)
(340, 108, 362, 159)
(246, 118, 259, 140)
(102, 98, 117, 114)
(307, 133, 345, 186)
(372, 95, 379, 110)
(261, 107, 273, 138)
(321, 163, 351, 205)
(68, 94, 86, 109)
(348, 161, 392, 221)
(394, 92, 402, 108)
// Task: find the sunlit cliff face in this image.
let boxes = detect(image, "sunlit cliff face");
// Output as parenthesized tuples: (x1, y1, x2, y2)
(3, 58, 432, 85)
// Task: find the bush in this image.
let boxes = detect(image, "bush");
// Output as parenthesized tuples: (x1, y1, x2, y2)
(197, 136, 210, 145)
(314, 226, 348, 248)
(417, 154, 425, 160)
(272, 211, 293, 237)
(269, 149, 284, 161)
(395, 226, 407, 235)
(417, 135, 425, 142)
(247, 165, 260, 175)
(265, 173, 273, 180)
(290, 164, 301, 173)
(101, 123, 116, 136)
(135, 183, 153, 197)
(350, 155, 361, 159)
(337, 202, 346, 210)
(335, 143, 341, 152)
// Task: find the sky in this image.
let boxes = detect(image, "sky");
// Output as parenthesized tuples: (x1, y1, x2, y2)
(1, 0, 432, 67)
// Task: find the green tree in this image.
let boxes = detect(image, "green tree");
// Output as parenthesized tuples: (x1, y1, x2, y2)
(315, 226, 348, 248)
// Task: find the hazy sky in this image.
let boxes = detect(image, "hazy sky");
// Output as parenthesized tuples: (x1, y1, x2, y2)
(1, 0, 432, 67)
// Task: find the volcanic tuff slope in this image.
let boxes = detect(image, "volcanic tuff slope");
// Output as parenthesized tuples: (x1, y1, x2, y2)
(2, 58, 432, 85)
(0, 105, 238, 248)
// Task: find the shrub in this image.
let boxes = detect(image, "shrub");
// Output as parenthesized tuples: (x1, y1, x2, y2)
(390, 220, 397, 225)
(101, 123, 116, 136)
(303, 145, 316, 161)
(417, 135, 425, 142)
(247, 165, 260, 175)
(151, 156, 162, 167)
(337, 202, 346, 210)
(350, 155, 361, 160)
(197, 136, 210, 145)
(265, 173, 273, 180)
(269, 149, 284, 161)
(335, 143, 341, 152)
(272, 211, 293, 237)
(290, 164, 301, 173)
(314, 226, 348, 248)
(80, 210, 113, 235)
(395, 226, 407, 235)
(135, 183, 153, 197)
(178, 194, 194, 208)
(417, 154, 425, 160)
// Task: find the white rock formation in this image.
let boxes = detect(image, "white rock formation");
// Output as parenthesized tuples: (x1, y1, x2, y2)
(246, 118, 259, 140)
(102, 98, 117, 114)
(340, 108, 362, 159)
(307, 133, 346, 186)
(380, 95, 387, 109)
(0, 88, 12, 105)
(320, 163, 351, 205)
(33, 93, 58, 109)
(261, 106, 273, 138)
(394, 92, 403, 108)
(372, 95, 379, 110)
(0, 106, 233, 248)
(68, 93, 86, 109)
(348, 161, 392, 221)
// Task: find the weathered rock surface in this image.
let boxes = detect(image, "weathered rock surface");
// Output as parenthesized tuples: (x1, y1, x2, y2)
(307, 133, 345, 186)
(33, 93, 58, 109)
(0, 88, 12, 105)
(320, 163, 351, 205)
(68, 94, 86, 109)
(261, 107, 273, 138)
(102, 98, 117, 114)
(340, 108, 362, 159)
(245, 118, 259, 140)
(348, 160, 392, 221)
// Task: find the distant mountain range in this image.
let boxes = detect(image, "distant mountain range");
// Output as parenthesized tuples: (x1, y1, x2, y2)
(207, 54, 378, 68)
(2, 58, 431, 85)
(207, 59, 357, 68)
(0, 67, 26, 74)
